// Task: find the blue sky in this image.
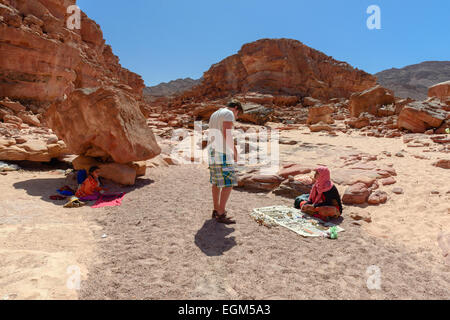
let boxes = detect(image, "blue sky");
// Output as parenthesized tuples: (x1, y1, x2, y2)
(77, 0, 450, 86)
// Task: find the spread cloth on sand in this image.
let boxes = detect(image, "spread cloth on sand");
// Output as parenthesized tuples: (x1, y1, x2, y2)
(250, 205, 345, 238)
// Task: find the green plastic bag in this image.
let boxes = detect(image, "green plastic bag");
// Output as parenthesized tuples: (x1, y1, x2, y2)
(329, 226, 338, 239)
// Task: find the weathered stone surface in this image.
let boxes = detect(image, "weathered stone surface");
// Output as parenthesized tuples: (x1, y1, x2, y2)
(349, 85, 395, 117)
(272, 175, 314, 198)
(309, 122, 333, 132)
(0, 0, 145, 105)
(380, 177, 397, 186)
(350, 211, 372, 223)
(46, 87, 161, 164)
(346, 113, 371, 129)
(192, 104, 221, 120)
(239, 103, 273, 125)
(303, 97, 322, 107)
(181, 39, 377, 102)
(368, 191, 388, 205)
(278, 164, 312, 179)
(0, 98, 26, 113)
(0, 0, 159, 170)
(72, 155, 146, 185)
(393, 187, 404, 194)
(433, 159, 450, 169)
(17, 111, 40, 127)
(0, 137, 68, 162)
(306, 104, 334, 125)
(342, 183, 371, 205)
(237, 172, 285, 191)
(398, 100, 448, 133)
(429, 81, 450, 103)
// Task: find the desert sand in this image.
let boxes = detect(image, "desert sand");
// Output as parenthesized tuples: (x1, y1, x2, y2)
(1, 128, 449, 300)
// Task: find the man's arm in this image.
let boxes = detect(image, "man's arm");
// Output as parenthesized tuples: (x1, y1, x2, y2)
(223, 121, 237, 163)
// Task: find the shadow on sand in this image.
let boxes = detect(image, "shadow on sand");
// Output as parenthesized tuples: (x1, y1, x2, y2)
(13, 176, 155, 205)
(195, 219, 236, 256)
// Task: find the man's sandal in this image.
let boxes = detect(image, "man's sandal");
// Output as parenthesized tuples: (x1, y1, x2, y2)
(214, 211, 236, 225)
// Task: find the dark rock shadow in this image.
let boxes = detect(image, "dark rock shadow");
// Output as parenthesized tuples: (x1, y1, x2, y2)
(13, 178, 68, 205)
(8, 159, 72, 171)
(194, 219, 236, 256)
(13, 177, 155, 205)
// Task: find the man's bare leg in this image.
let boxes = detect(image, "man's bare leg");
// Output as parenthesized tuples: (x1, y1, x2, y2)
(218, 187, 233, 214)
(212, 185, 221, 212)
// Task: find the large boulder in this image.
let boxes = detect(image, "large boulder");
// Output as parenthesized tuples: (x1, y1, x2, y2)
(429, 81, 450, 104)
(397, 100, 448, 133)
(349, 85, 395, 117)
(306, 104, 334, 125)
(46, 87, 161, 164)
(342, 183, 371, 205)
(72, 155, 146, 186)
(239, 103, 273, 125)
(346, 113, 371, 129)
(273, 175, 314, 198)
(237, 172, 285, 191)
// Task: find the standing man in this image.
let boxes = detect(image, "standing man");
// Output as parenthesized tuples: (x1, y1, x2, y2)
(208, 100, 243, 224)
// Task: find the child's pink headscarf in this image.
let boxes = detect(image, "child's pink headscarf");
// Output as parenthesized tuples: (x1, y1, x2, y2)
(309, 166, 334, 205)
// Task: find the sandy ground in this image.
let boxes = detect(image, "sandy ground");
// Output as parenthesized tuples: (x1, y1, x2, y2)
(80, 165, 449, 300)
(280, 128, 450, 259)
(0, 170, 101, 300)
(1, 129, 449, 300)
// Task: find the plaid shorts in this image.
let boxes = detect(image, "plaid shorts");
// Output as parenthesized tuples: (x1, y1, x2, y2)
(209, 149, 237, 188)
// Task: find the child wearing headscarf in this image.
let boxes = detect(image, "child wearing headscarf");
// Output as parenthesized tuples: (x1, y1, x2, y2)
(300, 166, 343, 220)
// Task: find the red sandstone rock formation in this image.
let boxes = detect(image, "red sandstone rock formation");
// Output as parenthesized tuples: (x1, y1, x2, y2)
(0, 0, 160, 177)
(0, 0, 143, 107)
(429, 80, 450, 105)
(181, 38, 378, 102)
(397, 99, 448, 133)
(46, 87, 161, 164)
(349, 85, 395, 117)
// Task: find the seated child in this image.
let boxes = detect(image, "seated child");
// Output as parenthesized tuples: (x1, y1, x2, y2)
(300, 166, 343, 220)
(75, 166, 107, 200)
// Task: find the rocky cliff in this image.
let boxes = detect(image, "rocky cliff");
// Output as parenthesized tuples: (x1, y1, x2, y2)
(181, 38, 378, 102)
(0, 0, 160, 184)
(0, 0, 144, 109)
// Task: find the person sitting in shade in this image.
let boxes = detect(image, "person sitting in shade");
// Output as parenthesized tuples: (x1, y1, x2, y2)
(300, 166, 343, 221)
(75, 166, 107, 201)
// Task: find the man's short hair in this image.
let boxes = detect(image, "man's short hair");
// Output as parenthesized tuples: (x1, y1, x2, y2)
(227, 100, 243, 113)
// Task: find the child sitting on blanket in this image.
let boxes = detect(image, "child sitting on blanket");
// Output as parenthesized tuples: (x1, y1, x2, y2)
(75, 166, 107, 200)
(300, 166, 343, 221)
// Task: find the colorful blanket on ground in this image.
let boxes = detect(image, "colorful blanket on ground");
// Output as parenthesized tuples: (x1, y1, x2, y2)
(250, 205, 345, 238)
(91, 193, 125, 209)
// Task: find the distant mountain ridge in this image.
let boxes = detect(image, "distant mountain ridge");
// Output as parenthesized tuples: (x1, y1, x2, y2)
(144, 78, 201, 97)
(375, 61, 450, 100)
